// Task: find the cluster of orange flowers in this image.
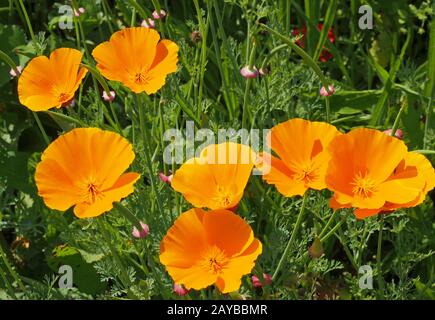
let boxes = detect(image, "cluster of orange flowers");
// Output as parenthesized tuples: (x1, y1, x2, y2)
(15, 27, 435, 295)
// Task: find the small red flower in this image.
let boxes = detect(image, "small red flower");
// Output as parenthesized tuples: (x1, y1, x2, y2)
(292, 23, 335, 62)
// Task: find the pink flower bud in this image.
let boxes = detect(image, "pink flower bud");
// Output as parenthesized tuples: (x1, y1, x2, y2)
(141, 18, 155, 28)
(240, 66, 259, 79)
(319, 84, 335, 97)
(251, 275, 262, 287)
(132, 222, 150, 239)
(158, 172, 173, 184)
(259, 67, 269, 76)
(251, 273, 272, 287)
(263, 273, 272, 286)
(74, 7, 85, 17)
(9, 66, 22, 78)
(383, 128, 403, 139)
(102, 90, 116, 102)
(152, 9, 166, 20)
(173, 284, 189, 296)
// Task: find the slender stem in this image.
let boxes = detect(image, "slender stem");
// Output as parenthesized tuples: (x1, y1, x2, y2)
(242, 42, 257, 130)
(113, 202, 143, 231)
(259, 23, 331, 89)
(337, 223, 358, 271)
(193, 0, 209, 120)
(32, 112, 50, 146)
(325, 96, 331, 122)
(0, 242, 25, 292)
(320, 217, 345, 242)
(0, 265, 17, 299)
(96, 218, 134, 295)
(377, 215, 385, 293)
(137, 95, 164, 220)
(318, 210, 338, 239)
(423, 97, 432, 149)
(390, 102, 405, 137)
(46, 110, 84, 126)
(272, 192, 309, 281)
(16, 0, 39, 54)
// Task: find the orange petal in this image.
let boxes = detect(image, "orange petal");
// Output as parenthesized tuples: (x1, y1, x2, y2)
(258, 153, 307, 197)
(268, 118, 340, 171)
(171, 143, 254, 210)
(215, 239, 262, 293)
(203, 210, 255, 257)
(18, 56, 59, 111)
(35, 158, 83, 211)
(73, 172, 140, 218)
(18, 48, 86, 111)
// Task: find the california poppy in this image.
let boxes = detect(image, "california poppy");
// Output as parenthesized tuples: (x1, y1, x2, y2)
(159, 208, 262, 293)
(18, 48, 87, 111)
(326, 128, 428, 218)
(349, 151, 435, 219)
(171, 142, 256, 210)
(292, 23, 335, 62)
(256, 118, 341, 197)
(92, 27, 178, 94)
(35, 128, 140, 218)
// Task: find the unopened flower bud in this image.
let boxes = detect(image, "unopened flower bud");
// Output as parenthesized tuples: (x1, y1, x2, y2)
(173, 283, 189, 296)
(74, 7, 85, 17)
(132, 221, 150, 239)
(141, 18, 155, 29)
(240, 66, 259, 79)
(152, 9, 166, 20)
(190, 30, 202, 43)
(9, 66, 22, 78)
(383, 128, 403, 139)
(102, 90, 116, 102)
(319, 84, 335, 97)
(158, 172, 173, 184)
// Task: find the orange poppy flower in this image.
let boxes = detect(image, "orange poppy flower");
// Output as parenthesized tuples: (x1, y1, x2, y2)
(18, 48, 87, 111)
(171, 142, 256, 210)
(92, 27, 178, 94)
(35, 128, 140, 218)
(159, 208, 262, 293)
(256, 118, 341, 197)
(326, 128, 427, 218)
(350, 151, 435, 219)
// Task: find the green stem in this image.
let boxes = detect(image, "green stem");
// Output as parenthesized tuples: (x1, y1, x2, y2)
(272, 192, 309, 281)
(32, 112, 50, 146)
(241, 42, 257, 130)
(137, 95, 164, 219)
(16, 0, 39, 54)
(377, 215, 385, 293)
(193, 0, 209, 120)
(390, 102, 405, 137)
(325, 95, 331, 122)
(0, 49, 19, 74)
(0, 242, 25, 292)
(46, 110, 84, 126)
(259, 23, 330, 89)
(96, 218, 134, 296)
(319, 217, 345, 243)
(318, 210, 338, 239)
(113, 202, 143, 231)
(423, 97, 432, 150)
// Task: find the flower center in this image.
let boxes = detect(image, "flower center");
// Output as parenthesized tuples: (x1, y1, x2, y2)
(134, 71, 151, 84)
(200, 246, 228, 275)
(293, 164, 317, 184)
(213, 186, 233, 208)
(351, 172, 377, 198)
(87, 183, 102, 204)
